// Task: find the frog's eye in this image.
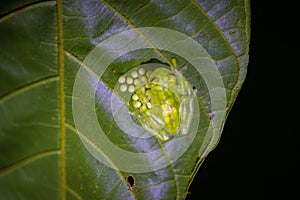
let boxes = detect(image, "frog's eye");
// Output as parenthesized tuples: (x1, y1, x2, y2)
(116, 62, 194, 141)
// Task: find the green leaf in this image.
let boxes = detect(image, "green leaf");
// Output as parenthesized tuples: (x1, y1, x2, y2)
(0, 0, 250, 199)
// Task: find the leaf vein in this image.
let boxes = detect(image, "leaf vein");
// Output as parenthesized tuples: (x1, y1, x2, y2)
(0, 1, 56, 23)
(151, 1, 192, 27)
(0, 75, 58, 104)
(66, 185, 84, 200)
(0, 149, 60, 176)
(101, 0, 172, 66)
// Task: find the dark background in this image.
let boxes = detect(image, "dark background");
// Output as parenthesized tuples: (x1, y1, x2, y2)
(188, 1, 298, 199)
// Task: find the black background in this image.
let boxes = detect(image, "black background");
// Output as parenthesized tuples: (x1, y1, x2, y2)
(188, 1, 298, 199)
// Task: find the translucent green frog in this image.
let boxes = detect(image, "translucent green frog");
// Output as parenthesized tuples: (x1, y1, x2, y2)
(118, 59, 195, 141)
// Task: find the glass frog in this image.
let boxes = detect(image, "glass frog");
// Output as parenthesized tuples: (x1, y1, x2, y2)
(117, 59, 196, 141)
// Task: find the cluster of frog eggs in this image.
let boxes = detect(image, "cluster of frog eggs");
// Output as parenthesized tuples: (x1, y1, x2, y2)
(118, 67, 152, 93)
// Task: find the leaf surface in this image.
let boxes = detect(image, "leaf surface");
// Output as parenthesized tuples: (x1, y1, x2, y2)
(0, 0, 250, 199)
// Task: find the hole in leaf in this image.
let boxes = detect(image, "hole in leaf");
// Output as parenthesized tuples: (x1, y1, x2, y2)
(126, 175, 135, 191)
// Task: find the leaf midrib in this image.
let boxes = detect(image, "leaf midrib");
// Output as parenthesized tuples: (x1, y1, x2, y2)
(56, 0, 66, 199)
